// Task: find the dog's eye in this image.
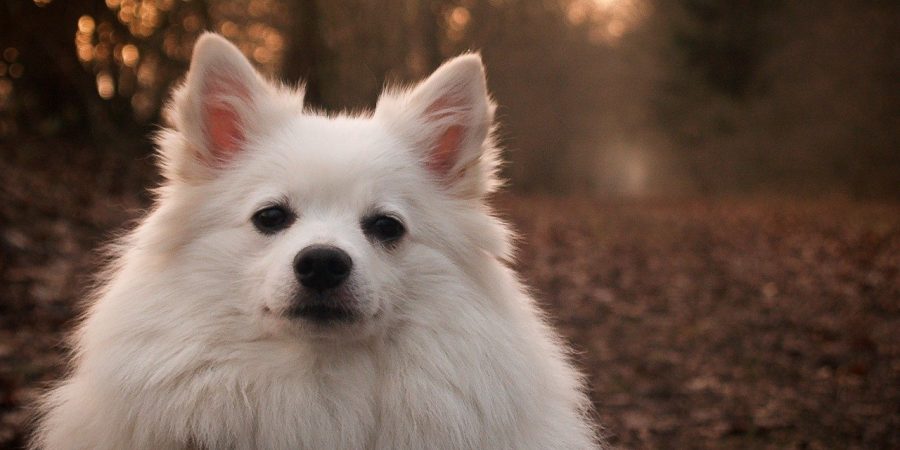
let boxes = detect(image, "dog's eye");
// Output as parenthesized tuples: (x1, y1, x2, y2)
(252, 206, 293, 234)
(362, 215, 406, 244)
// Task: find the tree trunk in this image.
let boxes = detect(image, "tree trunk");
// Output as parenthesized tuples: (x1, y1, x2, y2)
(282, 0, 332, 109)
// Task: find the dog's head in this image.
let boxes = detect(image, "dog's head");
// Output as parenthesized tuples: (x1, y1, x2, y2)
(152, 34, 510, 341)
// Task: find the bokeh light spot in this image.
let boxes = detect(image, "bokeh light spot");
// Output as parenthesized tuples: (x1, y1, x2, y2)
(8, 64, 24, 79)
(78, 16, 96, 34)
(122, 44, 140, 67)
(3, 48, 19, 63)
(96, 72, 115, 99)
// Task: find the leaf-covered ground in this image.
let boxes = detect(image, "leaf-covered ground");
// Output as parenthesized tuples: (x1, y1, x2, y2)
(502, 197, 899, 449)
(2, 142, 898, 448)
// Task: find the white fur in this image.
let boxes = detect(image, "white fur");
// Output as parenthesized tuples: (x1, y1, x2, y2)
(31, 34, 601, 449)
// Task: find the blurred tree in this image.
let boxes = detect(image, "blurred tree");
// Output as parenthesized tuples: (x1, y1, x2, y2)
(673, 0, 781, 98)
(654, 0, 899, 197)
(282, 0, 330, 108)
(652, 0, 783, 193)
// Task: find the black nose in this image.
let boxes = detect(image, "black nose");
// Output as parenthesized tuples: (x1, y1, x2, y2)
(293, 245, 353, 291)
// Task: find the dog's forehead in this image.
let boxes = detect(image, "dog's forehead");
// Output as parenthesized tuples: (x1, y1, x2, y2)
(242, 114, 418, 204)
(256, 115, 372, 166)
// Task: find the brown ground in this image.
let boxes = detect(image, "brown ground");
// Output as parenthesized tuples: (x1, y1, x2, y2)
(503, 196, 899, 449)
(2, 142, 898, 448)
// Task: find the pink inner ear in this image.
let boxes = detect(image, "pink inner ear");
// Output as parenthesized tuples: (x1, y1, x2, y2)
(201, 75, 251, 165)
(426, 125, 463, 175)
(205, 103, 243, 162)
(423, 94, 467, 176)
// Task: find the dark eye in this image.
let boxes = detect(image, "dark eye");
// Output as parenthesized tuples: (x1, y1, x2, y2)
(252, 206, 293, 234)
(363, 214, 406, 244)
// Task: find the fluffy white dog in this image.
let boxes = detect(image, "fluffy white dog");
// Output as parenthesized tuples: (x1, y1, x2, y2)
(31, 33, 600, 449)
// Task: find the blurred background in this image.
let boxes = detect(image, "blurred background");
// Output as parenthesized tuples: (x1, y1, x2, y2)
(1, 0, 898, 448)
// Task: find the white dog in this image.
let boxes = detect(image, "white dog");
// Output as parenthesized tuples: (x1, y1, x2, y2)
(31, 33, 600, 449)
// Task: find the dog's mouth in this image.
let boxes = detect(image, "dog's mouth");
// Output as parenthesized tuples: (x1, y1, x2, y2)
(288, 303, 357, 324)
(277, 288, 365, 327)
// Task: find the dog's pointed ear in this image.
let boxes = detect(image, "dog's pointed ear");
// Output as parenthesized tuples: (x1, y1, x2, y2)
(376, 54, 499, 198)
(163, 33, 280, 181)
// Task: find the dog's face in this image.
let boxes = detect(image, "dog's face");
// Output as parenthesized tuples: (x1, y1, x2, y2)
(155, 34, 507, 341)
